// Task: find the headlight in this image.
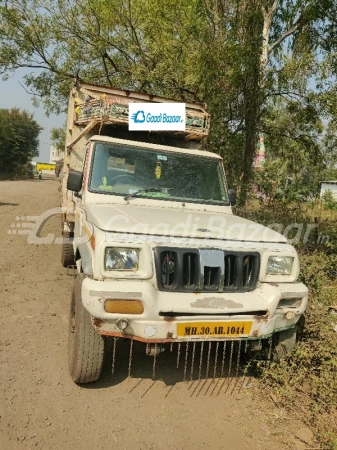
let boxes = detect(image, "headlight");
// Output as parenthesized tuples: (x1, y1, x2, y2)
(105, 248, 139, 271)
(267, 256, 294, 275)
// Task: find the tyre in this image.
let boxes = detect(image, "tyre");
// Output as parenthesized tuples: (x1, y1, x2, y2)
(61, 231, 75, 267)
(68, 274, 105, 383)
(272, 327, 297, 362)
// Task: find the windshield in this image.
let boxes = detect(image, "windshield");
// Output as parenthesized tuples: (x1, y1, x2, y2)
(89, 142, 229, 205)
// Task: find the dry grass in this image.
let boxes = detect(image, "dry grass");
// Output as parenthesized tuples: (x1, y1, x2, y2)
(238, 200, 337, 449)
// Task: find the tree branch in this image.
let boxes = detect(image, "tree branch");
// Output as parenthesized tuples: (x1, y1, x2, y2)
(268, 21, 301, 55)
(262, 128, 320, 143)
(103, 51, 119, 73)
(102, 56, 113, 87)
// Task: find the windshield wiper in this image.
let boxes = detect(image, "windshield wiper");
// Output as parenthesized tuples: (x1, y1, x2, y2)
(124, 187, 172, 201)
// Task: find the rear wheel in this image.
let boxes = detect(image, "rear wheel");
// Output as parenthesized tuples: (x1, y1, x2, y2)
(61, 231, 75, 267)
(68, 274, 105, 383)
(272, 327, 297, 362)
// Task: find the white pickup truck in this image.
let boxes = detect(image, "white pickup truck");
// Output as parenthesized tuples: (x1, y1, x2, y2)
(61, 82, 308, 383)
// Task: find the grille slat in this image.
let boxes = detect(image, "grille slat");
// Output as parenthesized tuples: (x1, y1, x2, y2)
(204, 266, 221, 290)
(182, 252, 198, 289)
(187, 254, 191, 283)
(155, 248, 260, 293)
(243, 255, 256, 288)
(224, 255, 237, 288)
(160, 251, 177, 288)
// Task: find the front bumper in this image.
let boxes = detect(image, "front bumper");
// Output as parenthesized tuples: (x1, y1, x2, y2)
(82, 278, 308, 342)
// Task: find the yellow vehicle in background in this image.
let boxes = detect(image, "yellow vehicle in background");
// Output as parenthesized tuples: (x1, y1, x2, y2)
(36, 163, 56, 172)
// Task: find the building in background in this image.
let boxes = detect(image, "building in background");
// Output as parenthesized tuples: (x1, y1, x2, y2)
(49, 145, 65, 164)
(320, 181, 337, 200)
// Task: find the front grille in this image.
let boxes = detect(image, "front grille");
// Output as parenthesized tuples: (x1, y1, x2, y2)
(155, 247, 260, 293)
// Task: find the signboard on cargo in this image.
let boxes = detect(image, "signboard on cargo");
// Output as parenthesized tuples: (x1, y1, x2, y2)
(129, 103, 186, 131)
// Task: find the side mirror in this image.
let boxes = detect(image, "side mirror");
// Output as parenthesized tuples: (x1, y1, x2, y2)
(228, 188, 236, 206)
(67, 170, 83, 193)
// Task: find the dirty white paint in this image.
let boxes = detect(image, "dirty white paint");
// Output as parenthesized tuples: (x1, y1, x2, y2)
(190, 298, 244, 309)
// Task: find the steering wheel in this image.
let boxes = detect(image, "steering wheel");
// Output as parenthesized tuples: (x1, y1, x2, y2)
(108, 175, 134, 184)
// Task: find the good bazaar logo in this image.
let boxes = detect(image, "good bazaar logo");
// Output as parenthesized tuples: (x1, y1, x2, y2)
(129, 103, 186, 131)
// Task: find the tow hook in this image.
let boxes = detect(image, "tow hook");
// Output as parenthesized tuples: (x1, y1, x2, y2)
(146, 344, 165, 356)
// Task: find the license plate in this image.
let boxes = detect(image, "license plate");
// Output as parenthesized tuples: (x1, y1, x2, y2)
(177, 321, 252, 338)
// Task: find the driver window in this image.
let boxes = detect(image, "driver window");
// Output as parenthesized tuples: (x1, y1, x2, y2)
(91, 148, 109, 189)
(91, 147, 136, 190)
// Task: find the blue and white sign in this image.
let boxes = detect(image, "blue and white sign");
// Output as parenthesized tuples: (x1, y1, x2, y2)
(129, 103, 186, 131)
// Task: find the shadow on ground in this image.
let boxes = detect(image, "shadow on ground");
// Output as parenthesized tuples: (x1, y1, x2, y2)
(83, 338, 255, 396)
(0, 202, 19, 206)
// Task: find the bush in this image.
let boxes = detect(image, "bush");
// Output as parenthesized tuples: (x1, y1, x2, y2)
(237, 202, 337, 448)
(322, 190, 337, 211)
(0, 162, 35, 180)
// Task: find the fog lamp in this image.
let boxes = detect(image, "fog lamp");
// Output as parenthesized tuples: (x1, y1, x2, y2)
(104, 300, 144, 314)
(278, 298, 302, 309)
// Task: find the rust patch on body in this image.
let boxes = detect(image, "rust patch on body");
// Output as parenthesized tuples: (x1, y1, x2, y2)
(99, 331, 175, 343)
(253, 310, 270, 321)
(163, 316, 176, 321)
(99, 331, 249, 343)
(92, 318, 103, 328)
(190, 298, 243, 309)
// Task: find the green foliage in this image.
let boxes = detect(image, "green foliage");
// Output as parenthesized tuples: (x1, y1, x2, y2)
(50, 127, 65, 153)
(0, 108, 41, 179)
(254, 160, 312, 203)
(251, 95, 328, 204)
(238, 195, 337, 448)
(322, 190, 337, 211)
(241, 247, 337, 448)
(262, 253, 337, 448)
(1, 0, 336, 201)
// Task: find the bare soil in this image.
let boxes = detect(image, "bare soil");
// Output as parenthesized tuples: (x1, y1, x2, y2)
(0, 176, 315, 450)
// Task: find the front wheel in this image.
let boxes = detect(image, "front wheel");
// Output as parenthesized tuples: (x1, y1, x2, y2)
(272, 327, 297, 362)
(61, 231, 75, 267)
(68, 274, 105, 383)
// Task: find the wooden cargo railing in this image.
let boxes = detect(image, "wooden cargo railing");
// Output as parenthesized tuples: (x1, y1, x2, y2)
(74, 99, 210, 140)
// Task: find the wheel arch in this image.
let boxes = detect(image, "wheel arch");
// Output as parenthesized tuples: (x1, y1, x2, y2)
(77, 243, 93, 276)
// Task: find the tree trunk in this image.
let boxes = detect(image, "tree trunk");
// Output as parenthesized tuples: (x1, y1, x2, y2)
(238, 0, 264, 206)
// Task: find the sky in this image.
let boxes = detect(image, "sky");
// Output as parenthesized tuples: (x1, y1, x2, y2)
(0, 71, 66, 163)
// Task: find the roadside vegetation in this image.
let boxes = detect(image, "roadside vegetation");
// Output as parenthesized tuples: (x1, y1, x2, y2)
(238, 195, 337, 449)
(0, 108, 41, 180)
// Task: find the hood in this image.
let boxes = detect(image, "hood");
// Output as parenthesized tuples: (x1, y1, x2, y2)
(85, 203, 287, 243)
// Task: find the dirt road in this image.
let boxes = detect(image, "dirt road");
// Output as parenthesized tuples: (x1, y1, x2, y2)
(0, 177, 313, 450)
